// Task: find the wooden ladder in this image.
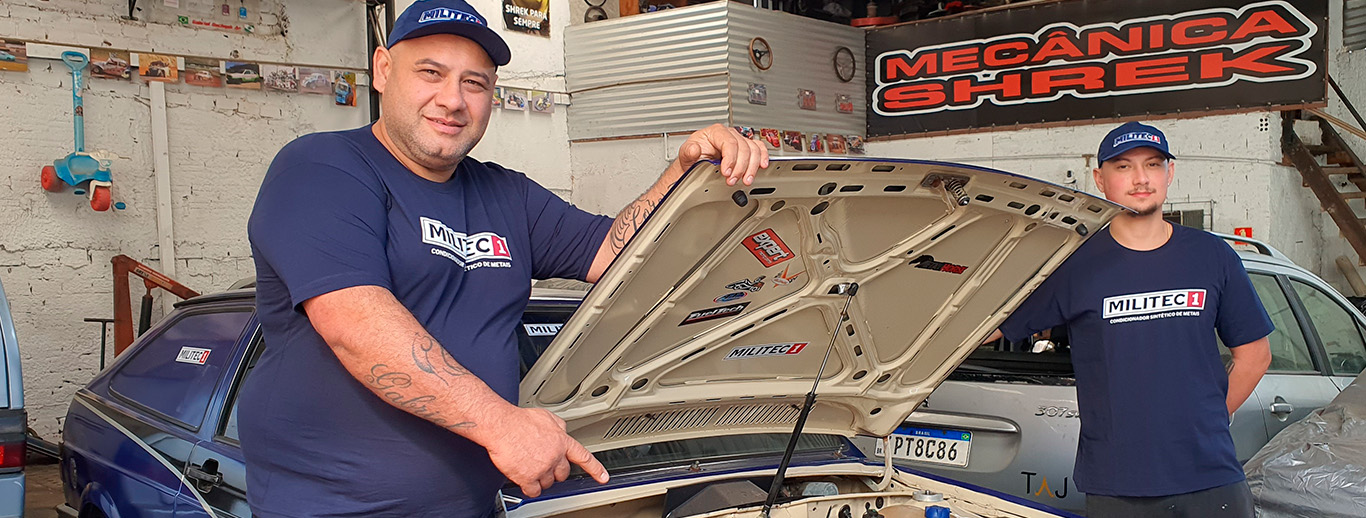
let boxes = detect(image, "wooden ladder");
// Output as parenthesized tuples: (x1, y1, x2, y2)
(1284, 109, 1366, 264)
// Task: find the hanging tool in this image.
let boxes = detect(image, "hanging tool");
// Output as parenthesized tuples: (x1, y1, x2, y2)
(41, 51, 116, 211)
(111, 255, 200, 355)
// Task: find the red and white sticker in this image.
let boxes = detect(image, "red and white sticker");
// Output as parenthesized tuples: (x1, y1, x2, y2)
(175, 346, 211, 365)
(1102, 289, 1207, 319)
(724, 342, 809, 360)
(743, 229, 794, 267)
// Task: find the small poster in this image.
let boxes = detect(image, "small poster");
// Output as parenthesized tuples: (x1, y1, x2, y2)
(781, 131, 804, 152)
(503, 89, 527, 111)
(530, 90, 553, 113)
(760, 128, 780, 150)
(798, 89, 817, 111)
(492, 86, 504, 108)
(836, 94, 854, 114)
(747, 83, 767, 105)
(733, 126, 756, 139)
(137, 53, 178, 82)
(298, 67, 331, 94)
(184, 57, 222, 87)
(846, 135, 865, 155)
(828, 135, 847, 154)
(333, 71, 357, 106)
(263, 64, 298, 92)
(808, 133, 825, 153)
(89, 49, 132, 80)
(0, 40, 28, 72)
(503, 0, 551, 38)
(225, 61, 262, 89)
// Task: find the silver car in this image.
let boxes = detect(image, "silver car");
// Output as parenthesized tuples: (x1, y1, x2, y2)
(852, 237, 1364, 513)
(1, 277, 24, 518)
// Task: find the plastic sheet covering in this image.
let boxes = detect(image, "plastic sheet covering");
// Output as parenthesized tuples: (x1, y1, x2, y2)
(1245, 376, 1366, 517)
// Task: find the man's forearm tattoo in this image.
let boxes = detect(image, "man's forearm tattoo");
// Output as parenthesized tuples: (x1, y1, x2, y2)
(411, 334, 471, 385)
(610, 194, 658, 254)
(364, 363, 475, 432)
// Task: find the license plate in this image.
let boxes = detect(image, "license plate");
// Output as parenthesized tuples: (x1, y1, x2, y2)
(874, 427, 972, 467)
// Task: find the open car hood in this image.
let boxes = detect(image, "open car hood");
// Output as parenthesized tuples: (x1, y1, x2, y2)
(521, 158, 1123, 452)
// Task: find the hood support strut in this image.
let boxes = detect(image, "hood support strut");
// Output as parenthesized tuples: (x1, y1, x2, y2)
(761, 282, 859, 517)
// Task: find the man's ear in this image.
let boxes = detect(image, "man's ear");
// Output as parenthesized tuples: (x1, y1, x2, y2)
(1166, 160, 1175, 186)
(1092, 167, 1104, 194)
(372, 46, 391, 94)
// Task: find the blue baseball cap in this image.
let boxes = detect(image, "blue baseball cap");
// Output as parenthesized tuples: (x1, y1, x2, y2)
(1098, 121, 1175, 163)
(387, 0, 512, 66)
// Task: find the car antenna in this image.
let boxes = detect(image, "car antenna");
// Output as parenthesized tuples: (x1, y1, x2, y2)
(761, 282, 858, 518)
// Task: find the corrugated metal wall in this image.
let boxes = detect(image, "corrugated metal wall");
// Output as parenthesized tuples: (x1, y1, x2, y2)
(565, 3, 731, 140)
(1348, 0, 1366, 51)
(565, 3, 865, 143)
(726, 5, 865, 139)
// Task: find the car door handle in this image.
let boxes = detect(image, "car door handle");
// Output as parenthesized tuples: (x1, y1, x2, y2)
(1269, 397, 1294, 416)
(186, 462, 223, 492)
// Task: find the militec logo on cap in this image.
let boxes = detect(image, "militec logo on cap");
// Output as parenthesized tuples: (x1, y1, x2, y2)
(1113, 132, 1162, 147)
(418, 7, 485, 25)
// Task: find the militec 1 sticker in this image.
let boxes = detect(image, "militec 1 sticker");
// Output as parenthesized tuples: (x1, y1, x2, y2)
(680, 302, 749, 326)
(523, 323, 563, 336)
(726, 276, 766, 292)
(714, 292, 747, 303)
(175, 346, 211, 365)
(743, 229, 794, 267)
(1102, 289, 1206, 321)
(724, 342, 809, 360)
(911, 255, 969, 274)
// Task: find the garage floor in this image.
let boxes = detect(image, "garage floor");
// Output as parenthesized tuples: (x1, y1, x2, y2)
(26, 462, 62, 518)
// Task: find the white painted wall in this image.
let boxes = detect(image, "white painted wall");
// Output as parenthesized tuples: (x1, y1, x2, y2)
(1, 0, 370, 437)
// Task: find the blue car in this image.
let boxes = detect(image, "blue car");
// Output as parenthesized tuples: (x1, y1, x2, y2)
(60, 159, 1123, 518)
(1, 277, 25, 518)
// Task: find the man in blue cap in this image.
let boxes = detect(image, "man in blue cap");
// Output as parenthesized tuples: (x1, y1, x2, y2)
(983, 121, 1273, 517)
(239, 0, 768, 516)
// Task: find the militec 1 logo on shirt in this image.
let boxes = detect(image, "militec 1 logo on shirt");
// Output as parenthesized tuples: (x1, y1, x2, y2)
(1102, 289, 1207, 323)
(420, 217, 512, 271)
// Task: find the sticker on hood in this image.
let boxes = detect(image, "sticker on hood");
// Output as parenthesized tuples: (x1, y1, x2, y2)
(724, 342, 809, 360)
(743, 229, 794, 267)
(911, 255, 969, 274)
(176, 346, 211, 365)
(726, 276, 766, 292)
(714, 292, 747, 303)
(679, 302, 749, 326)
(524, 323, 564, 336)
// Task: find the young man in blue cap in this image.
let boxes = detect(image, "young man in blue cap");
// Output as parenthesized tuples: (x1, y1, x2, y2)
(239, 0, 768, 516)
(984, 121, 1273, 517)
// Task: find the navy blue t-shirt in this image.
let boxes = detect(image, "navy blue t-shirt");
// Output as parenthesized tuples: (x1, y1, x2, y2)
(240, 126, 612, 517)
(999, 224, 1273, 497)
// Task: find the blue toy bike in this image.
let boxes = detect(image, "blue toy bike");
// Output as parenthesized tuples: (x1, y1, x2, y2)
(41, 51, 114, 211)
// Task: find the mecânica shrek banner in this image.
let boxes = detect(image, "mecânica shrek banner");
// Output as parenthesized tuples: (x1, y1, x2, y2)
(866, 0, 1327, 137)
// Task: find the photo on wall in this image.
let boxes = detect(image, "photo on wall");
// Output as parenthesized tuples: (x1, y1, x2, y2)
(263, 64, 298, 92)
(333, 71, 357, 106)
(137, 53, 178, 82)
(184, 57, 222, 87)
(298, 67, 332, 94)
(0, 40, 28, 72)
(530, 90, 553, 113)
(225, 61, 262, 89)
(760, 128, 780, 150)
(89, 49, 132, 80)
(503, 89, 527, 111)
(781, 131, 804, 152)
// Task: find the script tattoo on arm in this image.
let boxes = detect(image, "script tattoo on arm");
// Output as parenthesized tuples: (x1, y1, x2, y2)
(608, 194, 659, 255)
(364, 363, 475, 432)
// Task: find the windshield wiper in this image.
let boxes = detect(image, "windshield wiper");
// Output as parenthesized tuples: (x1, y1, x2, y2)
(761, 282, 858, 518)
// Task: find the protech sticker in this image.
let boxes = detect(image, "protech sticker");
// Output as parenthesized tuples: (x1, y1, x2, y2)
(726, 276, 766, 292)
(679, 302, 749, 326)
(724, 342, 809, 360)
(523, 323, 563, 337)
(743, 229, 794, 267)
(911, 255, 969, 274)
(714, 292, 747, 303)
(175, 346, 211, 365)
